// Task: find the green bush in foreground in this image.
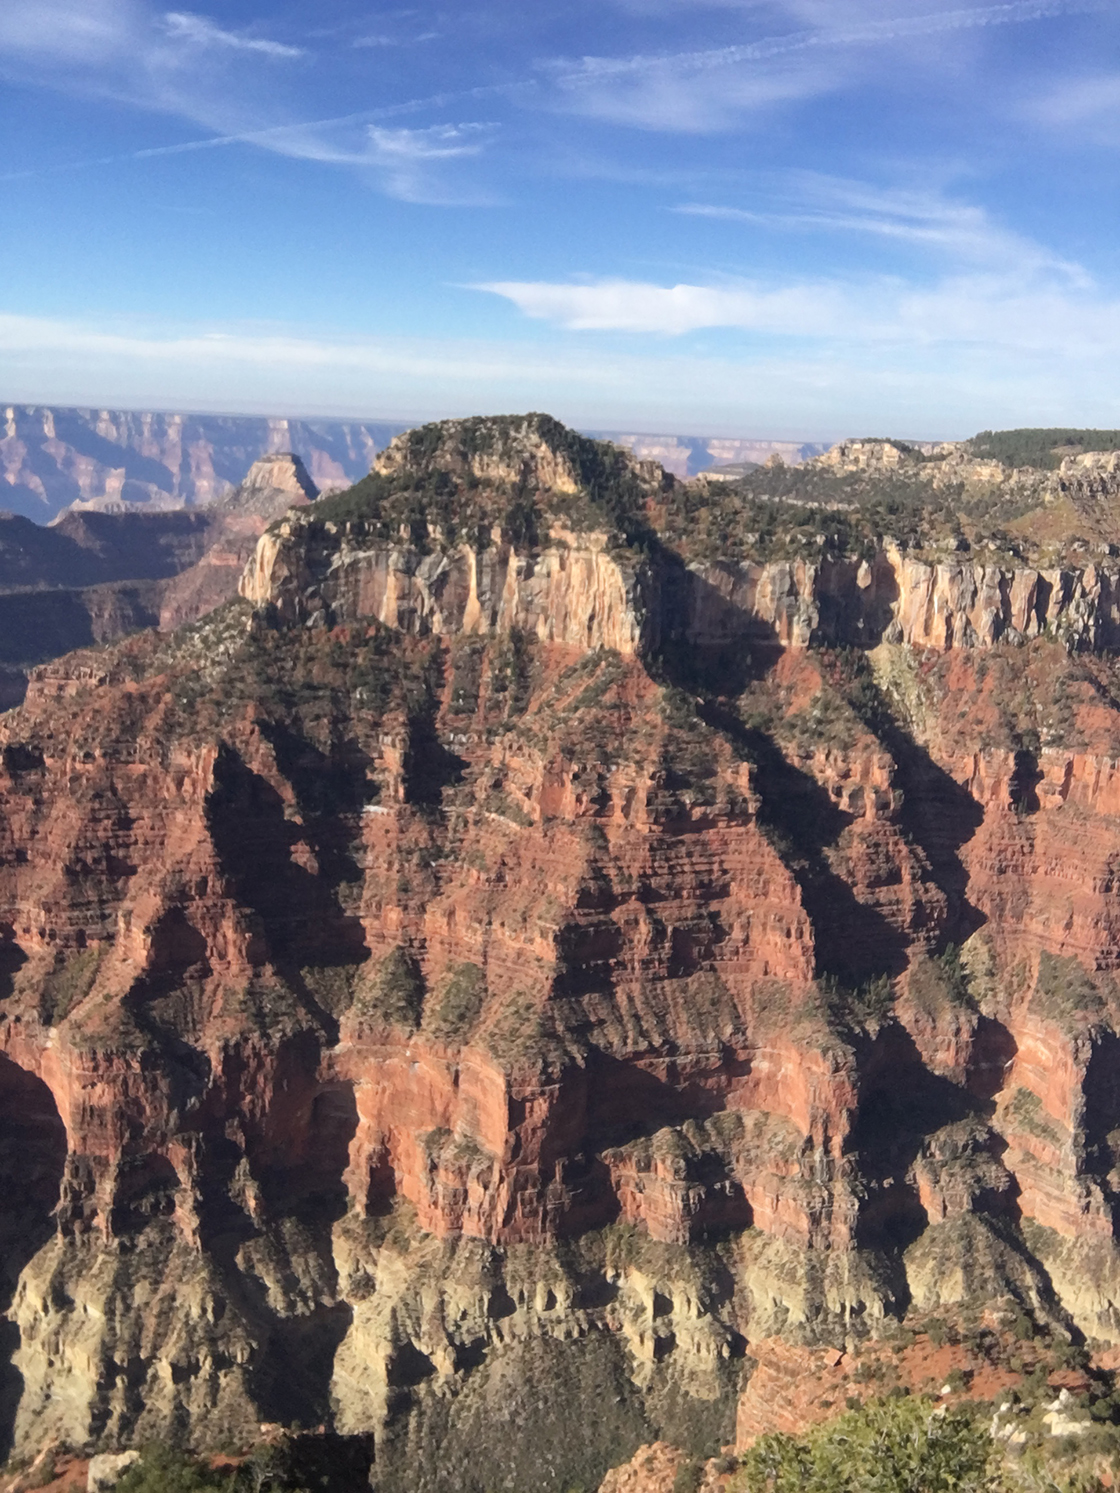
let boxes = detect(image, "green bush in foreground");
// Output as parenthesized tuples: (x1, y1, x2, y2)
(110, 1434, 372, 1493)
(115, 1446, 238, 1493)
(731, 1395, 996, 1493)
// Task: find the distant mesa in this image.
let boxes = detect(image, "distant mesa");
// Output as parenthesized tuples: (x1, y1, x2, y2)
(0, 445, 322, 702)
(1, 405, 838, 521)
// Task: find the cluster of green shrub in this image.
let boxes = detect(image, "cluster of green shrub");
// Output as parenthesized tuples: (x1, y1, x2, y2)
(106, 1433, 372, 1493)
(730, 1394, 994, 1493)
(290, 414, 1120, 573)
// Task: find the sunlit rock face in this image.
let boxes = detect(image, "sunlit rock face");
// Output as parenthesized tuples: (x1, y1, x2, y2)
(3, 415, 1120, 1491)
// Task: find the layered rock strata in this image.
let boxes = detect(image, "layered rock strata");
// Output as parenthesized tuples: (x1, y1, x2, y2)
(0, 418, 1118, 1489)
(0, 408, 397, 520)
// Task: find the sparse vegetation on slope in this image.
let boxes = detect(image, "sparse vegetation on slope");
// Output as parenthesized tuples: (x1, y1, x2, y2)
(308, 413, 666, 552)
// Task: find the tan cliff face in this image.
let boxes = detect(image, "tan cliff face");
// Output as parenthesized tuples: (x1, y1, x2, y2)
(210, 451, 318, 509)
(685, 548, 1120, 653)
(240, 523, 651, 654)
(159, 453, 318, 633)
(243, 527, 1120, 657)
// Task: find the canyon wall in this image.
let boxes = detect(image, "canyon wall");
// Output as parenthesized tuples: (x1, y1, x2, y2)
(242, 524, 1120, 657)
(2, 610, 1120, 1488)
(0, 454, 317, 695)
(0, 418, 1119, 1489)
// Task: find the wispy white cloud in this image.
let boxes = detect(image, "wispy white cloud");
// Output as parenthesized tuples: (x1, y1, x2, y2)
(572, 0, 1103, 79)
(545, 0, 1108, 129)
(352, 28, 441, 48)
(475, 256, 1120, 356)
(477, 278, 842, 335)
(162, 12, 304, 59)
(0, 0, 514, 199)
(676, 176, 1089, 282)
(366, 122, 500, 202)
(0, 0, 304, 139)
(1025, 71, 1120, 144)
(368, 123, 493, 162)
(0, 0, 135, 62)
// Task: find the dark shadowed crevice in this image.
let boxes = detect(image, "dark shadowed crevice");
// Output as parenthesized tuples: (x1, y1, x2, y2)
(852, 1023, 978, 1274)
(712, 716, 912, 982)
(1083, 1031, 1120, 1236)
(0, 1055, 67, 1459)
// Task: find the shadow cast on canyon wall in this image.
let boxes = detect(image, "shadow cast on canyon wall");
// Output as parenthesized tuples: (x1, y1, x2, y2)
(206, 742, 370, 1039)
(657, 556, 903, 696)
(1008, 748, 1043, 815)
(194, 1041, 360, 1427)
(848, 1012, 1079, 1333)
(655, 568, 989, 971)
(0, 1054, 67, 1459)
(969, 1016, 1018, 1104)
(839, 670, 987, 949)
(1084, 1031, 1120, 1237)
(701, 705, 913, 983)
(655, 605, 987, 980)
(853, 1023, 977, 1262)
(242, 1066, 360, 1429)
(546, 1052, 753, 1241)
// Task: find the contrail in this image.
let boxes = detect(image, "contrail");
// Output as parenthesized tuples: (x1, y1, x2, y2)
(0, 81, 534, 181)
(554, 0, 1108, 82)
(0, 0, 1101, 184)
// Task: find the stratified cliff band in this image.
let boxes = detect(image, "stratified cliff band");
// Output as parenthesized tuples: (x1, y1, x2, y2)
(1, 416, 1120, 1490)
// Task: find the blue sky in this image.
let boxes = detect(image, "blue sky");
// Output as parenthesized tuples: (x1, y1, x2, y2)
(3, 0, 1120, 439)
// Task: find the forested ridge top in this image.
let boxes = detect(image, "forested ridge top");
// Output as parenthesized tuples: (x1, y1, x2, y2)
(280, 414, 1120, 571)
(963, 428, 1120, 470)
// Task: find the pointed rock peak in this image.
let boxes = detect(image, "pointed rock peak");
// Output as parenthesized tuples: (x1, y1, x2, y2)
(240, 451, 319, 501)
(210, 452, 319, 522)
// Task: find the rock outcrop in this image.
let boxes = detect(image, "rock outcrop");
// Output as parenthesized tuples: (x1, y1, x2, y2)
(241, 523, 651, 654)
(244, 526, 1120, 659)
(1, 416, 1120, 1489)
(685, 549, 1120, 653)
(158, 453, 318, 632)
